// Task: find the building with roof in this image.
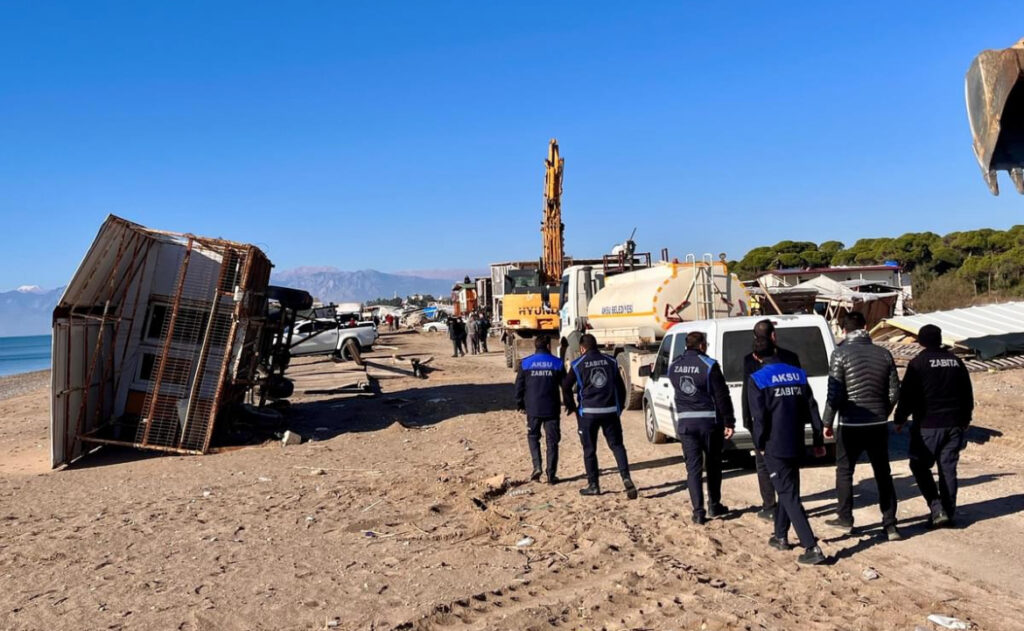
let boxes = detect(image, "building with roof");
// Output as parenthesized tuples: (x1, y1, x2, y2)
(759, 263, 912, 298)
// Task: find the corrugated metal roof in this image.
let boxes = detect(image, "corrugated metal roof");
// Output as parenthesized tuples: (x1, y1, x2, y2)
(874, 301, 1024, 342)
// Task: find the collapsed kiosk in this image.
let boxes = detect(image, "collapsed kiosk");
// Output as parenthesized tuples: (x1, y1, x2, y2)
(51, 215, 272, 468)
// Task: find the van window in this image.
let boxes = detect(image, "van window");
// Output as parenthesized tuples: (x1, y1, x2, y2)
(653, 336, 672, 378)
(720, 326, 830, 382)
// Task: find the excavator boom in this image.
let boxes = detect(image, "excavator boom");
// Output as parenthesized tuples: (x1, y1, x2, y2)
(541, 139, 565, 284)
(966, 38, 1024, 194)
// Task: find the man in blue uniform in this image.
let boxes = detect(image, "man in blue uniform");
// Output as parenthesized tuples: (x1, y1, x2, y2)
(748, 338, 828, 565)
(514, 336, 565, 484)
(561, 334, 638, 499)
(668, 331, 735, 524)
(742, 319, 803, 521)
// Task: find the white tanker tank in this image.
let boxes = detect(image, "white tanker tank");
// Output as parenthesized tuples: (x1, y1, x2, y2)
(559, 255, 750, 409)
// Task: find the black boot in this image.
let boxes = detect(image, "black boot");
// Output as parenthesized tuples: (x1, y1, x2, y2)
(530, 467, 543, 482)
(623, 478, 638, 500)
(546, 474, 559, 485)
(579, 483, 601, 496)
(798, 546, 826, 565)
(768, 536, 792, 551)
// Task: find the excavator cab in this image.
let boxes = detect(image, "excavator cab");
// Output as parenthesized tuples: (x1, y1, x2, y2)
(966, 38, 1024, 194)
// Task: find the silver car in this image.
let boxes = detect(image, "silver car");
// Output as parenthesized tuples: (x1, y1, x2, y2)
(289, 318, 378, 359)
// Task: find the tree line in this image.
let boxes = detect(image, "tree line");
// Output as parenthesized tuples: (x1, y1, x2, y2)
(729, 226, 1024, 311)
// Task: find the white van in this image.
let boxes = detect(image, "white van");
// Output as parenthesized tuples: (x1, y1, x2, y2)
(641, 314, 836, 451)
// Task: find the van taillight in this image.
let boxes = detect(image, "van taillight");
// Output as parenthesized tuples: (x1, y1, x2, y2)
(508, 319, 521, 326)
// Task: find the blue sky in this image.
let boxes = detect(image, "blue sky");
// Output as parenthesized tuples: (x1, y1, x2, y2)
(1, 2, 1022, 291)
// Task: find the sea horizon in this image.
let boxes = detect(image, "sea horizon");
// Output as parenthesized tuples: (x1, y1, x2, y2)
(0, 334, 52, 377)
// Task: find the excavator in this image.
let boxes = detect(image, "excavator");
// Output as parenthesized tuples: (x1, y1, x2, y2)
(500, 139, 566, 369)
(966, 38, 1024, 194)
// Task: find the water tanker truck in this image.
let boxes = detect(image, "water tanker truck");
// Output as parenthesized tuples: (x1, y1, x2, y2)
(559, 253, 750, 409)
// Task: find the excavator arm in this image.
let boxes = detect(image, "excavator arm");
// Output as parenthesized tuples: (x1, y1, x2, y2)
(541, 139, 565, 285)
(966, 38, 1024, 194)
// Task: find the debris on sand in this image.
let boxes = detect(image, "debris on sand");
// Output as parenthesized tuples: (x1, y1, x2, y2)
(927, 615, 971, 630)
(862, 567, 880, 581)
(484, 474, 508, 491)
(516, 536, 535, 548)
(281, 431, 303, 446)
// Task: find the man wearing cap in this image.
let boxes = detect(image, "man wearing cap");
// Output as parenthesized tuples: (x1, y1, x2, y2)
(894, 324, 974, 527)
(742, 319, 803, 521)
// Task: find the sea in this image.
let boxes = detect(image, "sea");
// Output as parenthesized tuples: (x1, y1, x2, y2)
(0, 335, 52, 377)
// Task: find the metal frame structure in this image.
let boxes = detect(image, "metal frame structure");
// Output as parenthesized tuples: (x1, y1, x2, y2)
(51, 215, 272, 467)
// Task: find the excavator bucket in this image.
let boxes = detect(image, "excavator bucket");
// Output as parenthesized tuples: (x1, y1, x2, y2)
(966, 38, 1024, 195)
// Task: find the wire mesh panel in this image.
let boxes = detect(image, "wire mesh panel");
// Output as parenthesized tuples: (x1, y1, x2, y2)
(134, 239, 251, 453)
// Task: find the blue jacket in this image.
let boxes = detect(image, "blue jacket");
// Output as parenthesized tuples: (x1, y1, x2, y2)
(561, 349, 626, 417)
(748, 356, 824, 458)
(514, 352, 565, 418)
(667, 349, 735, 429)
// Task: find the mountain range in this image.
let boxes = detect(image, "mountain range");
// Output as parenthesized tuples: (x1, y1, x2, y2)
(0, 268, 473, 337)
(271, 267, 469, 303)
(0, 286, 64, 337)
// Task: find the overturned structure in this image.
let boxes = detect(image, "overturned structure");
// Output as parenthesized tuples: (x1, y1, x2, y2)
(51, 216, 272, 468)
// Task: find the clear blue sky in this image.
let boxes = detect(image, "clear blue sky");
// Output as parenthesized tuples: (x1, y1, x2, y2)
(2, 2, 1022, 291)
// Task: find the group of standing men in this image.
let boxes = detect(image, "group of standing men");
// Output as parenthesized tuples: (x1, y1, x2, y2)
(514, 312, 974, 566)
(448, 313, 490, 357)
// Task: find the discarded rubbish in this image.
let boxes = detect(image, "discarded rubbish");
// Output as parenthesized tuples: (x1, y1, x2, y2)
(202, 490, 212, 498)
(516, 536, 535, 548)
(861, 567, 880, 581)
(309, 468, 326, 476)
(484, 474, 508, 490)
(508, 488, 533, 497)
(927, 615, 970, 630)
(326, 619, 340, 629)
(282, 431, 303, 446)
(257, 476, 272, 482)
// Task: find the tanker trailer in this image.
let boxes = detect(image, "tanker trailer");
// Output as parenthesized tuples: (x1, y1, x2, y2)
(559, 255, 750, 409)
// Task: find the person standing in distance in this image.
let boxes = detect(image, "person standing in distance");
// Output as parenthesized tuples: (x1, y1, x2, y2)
(748, 337, 827, 565)
(514, 335, 565, 484)
(894, 324, 974, 527)
(742, 319, 803, 521)
(822, 311, 902, 541)
(561, 333, 639, 499)
(668, 331, 736, 524)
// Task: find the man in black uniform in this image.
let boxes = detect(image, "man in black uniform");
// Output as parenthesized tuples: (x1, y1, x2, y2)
(561, 334, 639, 499)
(447, 317, 462, 357)
(894, 324, 974, 527)
(748, 338, 827, 564)
(668, 331, 735, 524)
(515, 336, 565, 484)
(741, 319, 803, 521)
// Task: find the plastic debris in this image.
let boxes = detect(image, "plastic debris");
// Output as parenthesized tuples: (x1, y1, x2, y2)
(927, 615, 970, 630)
(281, 430, 303, 446)
(861, 567, 879, 581)
(516, 536, 535, 548)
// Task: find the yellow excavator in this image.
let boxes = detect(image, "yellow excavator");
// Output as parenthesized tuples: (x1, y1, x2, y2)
(501, 139, 565, 369)
(966, 38, 1024, 194)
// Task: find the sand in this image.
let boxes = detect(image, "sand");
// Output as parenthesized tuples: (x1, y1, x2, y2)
(1, 332, 1022, 630)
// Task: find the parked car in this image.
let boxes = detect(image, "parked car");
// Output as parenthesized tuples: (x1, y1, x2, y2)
(642, 314, 836, 451)
(421, 321, 449, 333)
(288, 317, 378, 360)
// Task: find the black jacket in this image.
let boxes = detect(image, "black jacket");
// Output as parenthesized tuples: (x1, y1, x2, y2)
(515, 352, 565, 418)
(741, 346, 801, 430)
(561, 349, 626, 417)
(822, 330, 899, 428)
(894, 348, 973, 429)
(666, 349, 735, 429)
(747, 356, 824, 458)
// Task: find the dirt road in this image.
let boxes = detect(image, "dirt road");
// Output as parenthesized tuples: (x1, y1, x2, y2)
(1, 332, 1022, 630)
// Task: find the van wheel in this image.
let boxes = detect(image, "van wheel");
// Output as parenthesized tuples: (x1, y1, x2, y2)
(644, 402, 667, 444)
(616, 352, 643, 410)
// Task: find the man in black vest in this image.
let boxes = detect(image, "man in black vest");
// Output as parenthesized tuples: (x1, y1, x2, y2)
(515, 336, 565, 484)
(748, 338, 827, 564)
(742, 319, 803, 521)
(668, 331, 735, 524)
(561, 334, 638, 499)
(894, 324, 974, 527)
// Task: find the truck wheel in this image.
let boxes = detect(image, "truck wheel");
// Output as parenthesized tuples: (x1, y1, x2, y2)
(342, 338, 364, 366)
(616, 352, 643, 410)
(644, 402, 668, 444)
